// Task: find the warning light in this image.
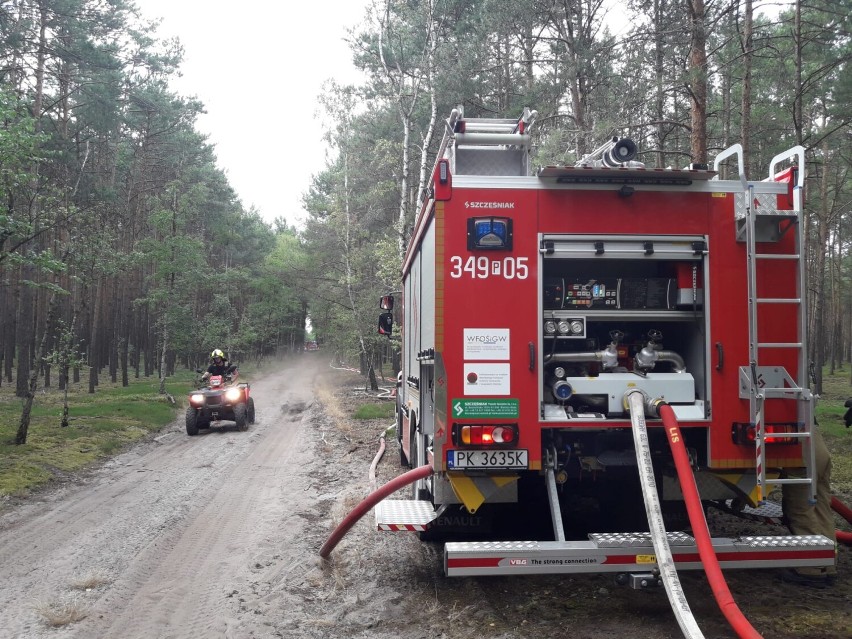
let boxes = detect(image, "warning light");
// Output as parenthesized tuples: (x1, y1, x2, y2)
(434, 159, 452, 200)
(467, 217, 513, 250)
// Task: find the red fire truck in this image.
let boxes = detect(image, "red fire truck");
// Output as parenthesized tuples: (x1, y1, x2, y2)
(375, 107, 834, 582)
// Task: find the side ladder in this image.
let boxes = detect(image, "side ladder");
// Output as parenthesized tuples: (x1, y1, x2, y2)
(720, 145, 816, 505)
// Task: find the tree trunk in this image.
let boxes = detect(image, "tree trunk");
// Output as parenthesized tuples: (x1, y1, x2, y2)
(415, 2, 438, 214)
(60, 313, 78, 428)
(16, 291, 60, 444)
(15, 264, 34, 397)
(740, 0, 753, 171)
(687, 0, 708, 164)
(17, 0, 50, 398)
(793, 0, 804, 144)
(158, 319, 169, 395)
(88, 278, 102, 393)
(2, 278, 17, 383)
(809, 141, 830, 394)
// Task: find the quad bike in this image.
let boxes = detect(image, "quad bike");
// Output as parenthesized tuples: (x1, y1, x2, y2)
(185, 372, 256, 436)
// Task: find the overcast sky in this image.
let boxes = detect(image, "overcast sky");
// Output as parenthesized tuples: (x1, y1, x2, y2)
(134, 0, 370, 227)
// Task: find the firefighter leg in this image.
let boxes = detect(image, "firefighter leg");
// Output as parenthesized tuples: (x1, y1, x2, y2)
(781, 428, 836, 579)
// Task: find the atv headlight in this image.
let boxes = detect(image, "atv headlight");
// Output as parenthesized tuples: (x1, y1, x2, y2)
(190, 394, 205, 405)
(225, 388, 242, 401)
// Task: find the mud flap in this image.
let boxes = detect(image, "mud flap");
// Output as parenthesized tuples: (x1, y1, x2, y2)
(448, 473, 519, 514)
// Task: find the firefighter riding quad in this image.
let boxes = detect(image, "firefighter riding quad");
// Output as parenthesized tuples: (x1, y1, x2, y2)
(185, 373, 256, 435)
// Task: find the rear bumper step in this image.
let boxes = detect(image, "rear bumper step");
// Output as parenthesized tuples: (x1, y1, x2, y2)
(444, 533, 835, 577)
(375, 499, 437, 531)
(376, 500, 834, 577)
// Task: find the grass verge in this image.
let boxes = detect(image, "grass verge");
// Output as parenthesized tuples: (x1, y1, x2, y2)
(818, 368, 852, 495)
(0, 369, 195, 499)
(352, 401, 395, 420)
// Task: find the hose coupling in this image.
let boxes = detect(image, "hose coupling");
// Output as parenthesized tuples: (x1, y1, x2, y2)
(622, 389, 666, 417)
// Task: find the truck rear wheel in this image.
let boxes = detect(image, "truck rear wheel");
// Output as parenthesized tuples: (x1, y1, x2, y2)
(399, 413, 409, 467)
(185, 407, 199, 436)
(234, 403, 248, 431)
(410, 431, 433, 501)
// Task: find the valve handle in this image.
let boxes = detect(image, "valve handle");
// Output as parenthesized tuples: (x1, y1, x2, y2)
(647, 329, 663, 342)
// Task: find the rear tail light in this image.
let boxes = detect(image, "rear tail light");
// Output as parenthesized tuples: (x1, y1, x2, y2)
(732, 422, 799, 445)
(452, 423, 518, 447)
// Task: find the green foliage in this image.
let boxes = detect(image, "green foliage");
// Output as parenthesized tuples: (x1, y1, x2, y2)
(0, 0, 849, 412)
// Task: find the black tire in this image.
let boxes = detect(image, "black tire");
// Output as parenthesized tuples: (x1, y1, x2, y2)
(404, 417, 416, 470)
(247, 397, 256, 424)
(410, 431, 432, 500)
(234, 403, 248, 431)
(396, 411, 408, 466)
(185, 407, 199, 436)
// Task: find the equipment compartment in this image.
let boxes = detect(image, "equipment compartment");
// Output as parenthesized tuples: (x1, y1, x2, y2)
(540, 236, 708, 421)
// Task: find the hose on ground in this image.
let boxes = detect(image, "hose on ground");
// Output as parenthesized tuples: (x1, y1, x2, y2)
(831, 496, 852, 546)
(319, 463, 433, 558)
(659, 403, 763, 639)
(369, 437, 386, 488)
(831, 495, 852, 524)
(369, 424, 395, 488)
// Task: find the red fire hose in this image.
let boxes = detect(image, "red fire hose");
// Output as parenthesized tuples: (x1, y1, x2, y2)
(659, 404, 763, 639)
(319, 463, 433, 558)
(831, 496, 852, 545)
(368, 435, 387, 488)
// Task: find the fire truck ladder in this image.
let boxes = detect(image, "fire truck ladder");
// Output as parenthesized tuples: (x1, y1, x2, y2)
(438, 105, 538, 177)
(716, 145, 816, 505)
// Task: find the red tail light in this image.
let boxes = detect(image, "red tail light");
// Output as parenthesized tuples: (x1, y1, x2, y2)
(732, 422, 799, 446)
(452, 423, 518, 447)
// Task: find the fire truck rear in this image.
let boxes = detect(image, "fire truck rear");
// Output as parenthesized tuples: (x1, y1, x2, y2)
(376, 107, 834, 581)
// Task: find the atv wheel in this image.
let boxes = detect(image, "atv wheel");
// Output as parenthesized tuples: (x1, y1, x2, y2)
(185, 407, 200, 436)
(234, 403, 248, 431)
(247, 397, 256, 424)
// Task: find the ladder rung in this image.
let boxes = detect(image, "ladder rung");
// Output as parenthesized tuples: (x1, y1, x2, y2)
(762, 390, 807, 400)
(763, 430, 813, 439)
(761, 387, 805, 393)
(758, 431, 812, 439)
(766, 478, 813, 486)
(757, 342, 803, 348)
(463, 121, 520, 133)
(756, 298, 801, 304)
(755, 253, 800, 260)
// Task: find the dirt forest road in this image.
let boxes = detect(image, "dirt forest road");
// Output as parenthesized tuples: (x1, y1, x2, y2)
(0, 357, 334, 639)
(0, 357, 849, 639)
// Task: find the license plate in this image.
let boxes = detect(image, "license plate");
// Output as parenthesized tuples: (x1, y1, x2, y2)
(447, 449, 528, 469)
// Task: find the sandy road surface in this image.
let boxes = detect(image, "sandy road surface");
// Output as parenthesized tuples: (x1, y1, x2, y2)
(1, 358, 849, 639)
(0, 357, 336, 639)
